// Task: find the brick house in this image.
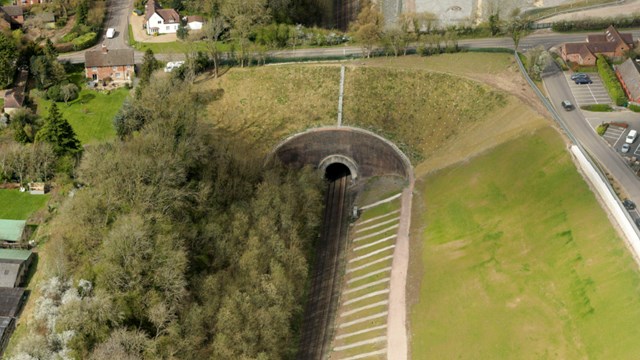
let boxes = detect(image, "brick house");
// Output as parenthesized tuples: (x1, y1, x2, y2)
(145, 0, 180, 35)
(561, 25, 634, 66)
(0, 5, 23, 28)
(84, 45, 134, 83)
(616, 58, 640, 103)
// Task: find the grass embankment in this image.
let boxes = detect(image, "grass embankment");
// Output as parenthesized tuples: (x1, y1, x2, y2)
(524, 0, 618, 20)
(0, 190, 49, 220)
(410, 126, 640, 359)
(201, 54, 511, 163)
(34, 68, 128, 144)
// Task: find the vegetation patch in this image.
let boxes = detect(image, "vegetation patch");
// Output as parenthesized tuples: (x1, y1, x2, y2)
(411, 126, 640, 359)
(35, 88, 128, 144)
(597, 55, 627, 106)
(581, 104, 613, 112)
(596, 123, 609, 135)
(342, 66, 506, 162)
(628, 104, 640, 112)
(0, 190, 49, 220)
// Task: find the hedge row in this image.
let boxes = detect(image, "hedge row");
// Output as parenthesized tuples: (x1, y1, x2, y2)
(581, 104, 613, 112)
(596, 54, 627, 106)
(552, 15, 640, 32)
(72, 32, 98, 50)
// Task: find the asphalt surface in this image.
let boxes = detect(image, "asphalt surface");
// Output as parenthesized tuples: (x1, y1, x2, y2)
(543, 67, 640, 206)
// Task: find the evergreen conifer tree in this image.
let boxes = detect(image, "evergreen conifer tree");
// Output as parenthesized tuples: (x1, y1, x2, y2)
(35, 103, 81, 156)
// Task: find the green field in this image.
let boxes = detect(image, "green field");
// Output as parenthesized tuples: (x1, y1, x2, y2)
(0, 190, 49, 220)
(35, 88, 128, 144)
(411, 126, 640, 359)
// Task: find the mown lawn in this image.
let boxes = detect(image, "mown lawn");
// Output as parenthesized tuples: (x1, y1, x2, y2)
(410, 126, 640, 359)
(0, 190, 49, 220)
(35, 88, 128, 144)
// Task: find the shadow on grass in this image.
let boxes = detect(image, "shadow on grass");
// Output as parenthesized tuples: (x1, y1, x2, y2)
(77, 93, 96, 104)
(22, 253, 39, 288)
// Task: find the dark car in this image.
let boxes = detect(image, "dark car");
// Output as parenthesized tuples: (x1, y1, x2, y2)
(570, 73, 588, 80)
(575, 77, 592, 84)
(623, 199, 636, 210)
(561, 100, 574, 111)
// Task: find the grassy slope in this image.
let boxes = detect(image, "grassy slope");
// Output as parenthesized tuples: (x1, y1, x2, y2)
(200, 65, 341, 155)
(411, 126, 640, 359)
(0, 190, 49, 220)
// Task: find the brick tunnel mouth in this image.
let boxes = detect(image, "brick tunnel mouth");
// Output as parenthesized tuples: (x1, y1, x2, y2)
(324, 162, 351, 181)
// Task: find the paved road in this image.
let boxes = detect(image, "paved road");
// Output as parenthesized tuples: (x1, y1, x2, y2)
(543, 67, 640, 205)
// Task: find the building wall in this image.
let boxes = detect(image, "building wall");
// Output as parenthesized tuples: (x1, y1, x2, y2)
(86, 65, 133, 82)
(146, 13, 179, 34)
(187, 21, 202, 30)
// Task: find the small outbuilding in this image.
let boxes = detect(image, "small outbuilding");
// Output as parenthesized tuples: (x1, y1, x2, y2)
(0, 316, 15, 357)
(185, 15, 204, 30)
(0, 220, 26, 243)
(0, 249, 34, 288)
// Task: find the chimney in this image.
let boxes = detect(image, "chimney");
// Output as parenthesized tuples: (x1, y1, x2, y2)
(101, 43, 108, 54)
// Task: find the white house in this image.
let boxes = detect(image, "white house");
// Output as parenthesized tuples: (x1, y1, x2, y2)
(185, 15, 203, 31)
(145, 0, 180, 35)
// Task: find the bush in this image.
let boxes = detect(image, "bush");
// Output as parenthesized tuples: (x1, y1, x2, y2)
(628, 104, 640, 112)
(581, 104, 613, 112)
(596, 55, 627, 106)
(72, 32, 98, 50)
(46, 84, 79, 102)
(54, 42, 75, 53)
(46, 85, 61, 101)
(596, 123, 609, 136)
(60, 32, 78, 43)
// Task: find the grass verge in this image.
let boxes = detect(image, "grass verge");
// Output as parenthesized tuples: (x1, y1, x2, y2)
(410, 126, 640, 359)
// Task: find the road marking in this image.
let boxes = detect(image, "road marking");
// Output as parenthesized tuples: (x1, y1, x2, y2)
(347, 267, 392, 284)
(344, 289, 389, 306)
(340, 349, 387, 360)
(336, 325, 387, 340)
(353, 235, 396, 252)
(333, 336, 386, 352)
(340, 300, 388, 318)
(338, 311, 388, 328)
(343, 278, 390, 294)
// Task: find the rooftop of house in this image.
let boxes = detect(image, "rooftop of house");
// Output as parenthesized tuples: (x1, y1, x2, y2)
(85, 46, 135, 68)
(185, 15, 204, 23)
(0, 263, 22, 288)
(145, 0, 180, 23)
(0, 220, 26, 243)
(617, 58, 640, 100)
(0, 5, 22, 17)
(565, 25, 634, 56)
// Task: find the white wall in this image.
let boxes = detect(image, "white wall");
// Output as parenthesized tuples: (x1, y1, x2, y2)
(146, 13, 179, 34)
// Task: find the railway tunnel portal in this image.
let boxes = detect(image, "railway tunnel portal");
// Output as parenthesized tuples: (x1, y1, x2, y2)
(272, 126, 412, 360)
(272, 126, 412, 183)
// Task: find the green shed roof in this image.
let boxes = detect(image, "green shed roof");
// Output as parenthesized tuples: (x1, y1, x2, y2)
(0, 249, 31, 261)
(0, 220, 26, 242)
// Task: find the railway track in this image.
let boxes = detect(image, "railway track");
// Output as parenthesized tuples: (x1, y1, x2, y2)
(298, 170, 351, 360)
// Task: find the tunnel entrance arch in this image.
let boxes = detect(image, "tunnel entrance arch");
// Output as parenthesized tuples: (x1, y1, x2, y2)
(270, 126, 413, 182)
(319, 154, 358, 181)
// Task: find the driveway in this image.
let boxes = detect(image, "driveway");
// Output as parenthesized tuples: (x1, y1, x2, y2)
(563, 73, 612, 106)
(102, 0, 133, 49)
(543, 68, 640, 203)
(130, 14, 178, 43)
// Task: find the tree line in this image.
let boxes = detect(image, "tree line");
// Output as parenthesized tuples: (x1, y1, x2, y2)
(8, 76, 325, 359)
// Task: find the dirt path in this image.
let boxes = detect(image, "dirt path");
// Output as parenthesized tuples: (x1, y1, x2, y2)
(386, 178, 414, 360)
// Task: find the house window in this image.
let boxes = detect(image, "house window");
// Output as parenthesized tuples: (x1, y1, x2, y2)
(158, 20, 161, 24)
(92, 67, 97, 72)
(115, 73, 121, 78)
(112, 66, 118, 71)
(166, 26, 169, 30)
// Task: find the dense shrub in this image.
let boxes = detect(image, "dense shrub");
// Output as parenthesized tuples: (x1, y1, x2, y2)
(596, 55, 627, 106)
(553, 15, 640, 32)
(597, 123, 609, 136)
(581, 104, 613, 112)
(60, 32, 78, 43)
(71, 32, 97, 50)
(629, 104, 640, 112)
(54, 42, 75, 53)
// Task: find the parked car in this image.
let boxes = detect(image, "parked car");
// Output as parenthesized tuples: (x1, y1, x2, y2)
(626, 129, 637, 144)
(622, 143, 631, 153)
(106, 28, 115, 39)
(164, 61, 185, 73)
(623, 199, 636, 210)
(561, 100, 574, 111)
(575, 77, 592, 84)
(570, 73, 588, 80)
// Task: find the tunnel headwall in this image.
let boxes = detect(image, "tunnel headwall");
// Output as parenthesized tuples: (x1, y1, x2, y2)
(271, 127, 412, 181)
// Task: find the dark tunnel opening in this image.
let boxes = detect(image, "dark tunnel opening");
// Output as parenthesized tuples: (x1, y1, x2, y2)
(324, 163, 351, 181)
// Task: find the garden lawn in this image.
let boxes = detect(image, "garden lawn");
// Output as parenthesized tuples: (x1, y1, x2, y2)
(0, 190, 49, 220)
(411, 126, 640, 359)
(35, 88, 128, 144)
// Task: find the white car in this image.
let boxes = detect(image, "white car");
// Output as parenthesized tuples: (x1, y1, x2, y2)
(626, 129, 637, 144)
(163, 61, 185, 73)
(106, 28, 115, 39)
